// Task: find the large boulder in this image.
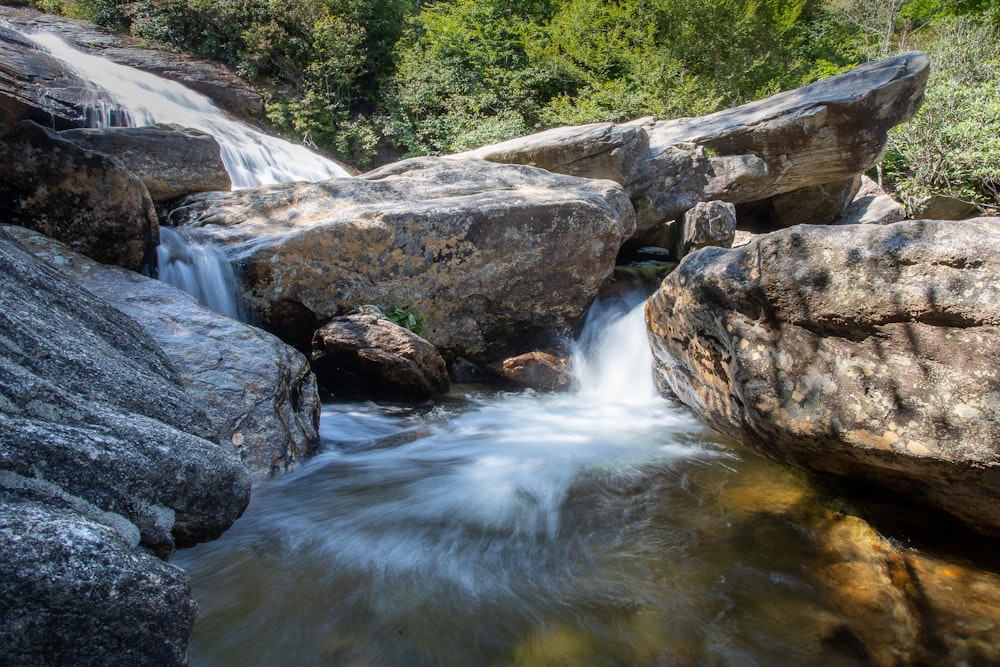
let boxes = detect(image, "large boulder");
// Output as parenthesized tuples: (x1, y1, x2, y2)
(8, 226, 320, 478)
(60, 124, 231, 202)
(311, 306, 450, 402)
(0, 120, 158, 271)
(0, 474, 196, 667)
(168, 157, 636, 361)
(461, 52, 929, 235)
(646, 219, 1000, 537)
(0, 227, 251, 554)
(0, 226, 251, 662)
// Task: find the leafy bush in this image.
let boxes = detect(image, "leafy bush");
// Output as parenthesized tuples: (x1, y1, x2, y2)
(884, 16, 1000, 214)
(379, 306, 428, 337)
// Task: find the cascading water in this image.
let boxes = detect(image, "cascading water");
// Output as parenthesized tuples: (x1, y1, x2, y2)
(172, 294, 866, 666)
(27, 32, 351, 187)
(22, 29, 344, 319)
(156, 227, 252, 322)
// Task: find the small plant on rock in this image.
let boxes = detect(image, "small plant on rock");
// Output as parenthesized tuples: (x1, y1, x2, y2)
(379, 305, 428, 336)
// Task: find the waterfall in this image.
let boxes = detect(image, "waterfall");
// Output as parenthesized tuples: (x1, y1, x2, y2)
(156, 227, 252, 322)
(26, 31, 351, 188)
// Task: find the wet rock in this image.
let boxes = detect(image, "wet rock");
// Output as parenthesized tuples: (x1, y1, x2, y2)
(646, 219, 1000, 537)
(0, 20, 96, 130)
(491, 350, 572, 392)
(169, 157, 635, 362)
(0, 5, 264, 120)
(461, 53, 928, 236)
(0, 120, 158, 271)
(9, 226, 320, 478)
(60, 124, 231, 202)
(311, 306, 450, 402)
(0, 475, 196, 667)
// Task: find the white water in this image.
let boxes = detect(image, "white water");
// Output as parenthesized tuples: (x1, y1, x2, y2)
(27, 32, 351, 188)
(156, 227, 251, 321)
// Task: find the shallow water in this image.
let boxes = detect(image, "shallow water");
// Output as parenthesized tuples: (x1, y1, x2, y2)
(174, 297, 875, 666)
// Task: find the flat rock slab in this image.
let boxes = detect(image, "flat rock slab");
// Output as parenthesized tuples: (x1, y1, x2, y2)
(646, 219, 1000, 537)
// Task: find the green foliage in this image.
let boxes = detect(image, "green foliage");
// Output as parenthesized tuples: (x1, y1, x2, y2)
(379, 306, 428, 337)
(884, 16, 1000, 213)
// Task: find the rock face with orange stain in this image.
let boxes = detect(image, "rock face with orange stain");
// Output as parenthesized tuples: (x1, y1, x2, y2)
(169, 157, 636, 363)
(645, 218, 1000, 537)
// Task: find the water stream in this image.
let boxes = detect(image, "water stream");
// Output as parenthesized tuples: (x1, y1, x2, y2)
(27, 31, 351, 187)
(16, 28, 978, 665)
(173, 294, 871, 666)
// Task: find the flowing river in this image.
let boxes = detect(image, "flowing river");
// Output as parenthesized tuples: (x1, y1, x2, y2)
(172, 294, 874, 666)
(21, 25, 993, 665)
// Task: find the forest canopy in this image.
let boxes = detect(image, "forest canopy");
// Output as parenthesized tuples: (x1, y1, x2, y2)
(27, 0, 1000, 214)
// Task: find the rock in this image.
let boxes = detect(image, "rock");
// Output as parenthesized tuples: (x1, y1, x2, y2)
(0, 5, 264, 120)
(767, 176, 861, 227)
(60, 124, 231, 202)
(8, 226, 320, 478)
(903, 551, 1000, 665)
(911, 193, 979, 221)
(310, 306, 450, 402)
(836, 175, 905, 226)
(810, 513, 924, 667)
(646, 219, 1000, 537)
(0, 21, 96, 130)
(0, 226, 251, 555)
(168, 157, 636, 361)
(0, 120, 158, 271)
(0, 473, 196, 667)
(490, 350, 572, 392)
(459, 53, 929, 236)
(676, 200, 736, 259)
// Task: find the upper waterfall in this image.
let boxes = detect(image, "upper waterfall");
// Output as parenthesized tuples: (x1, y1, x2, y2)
(27, 32, 351, 188)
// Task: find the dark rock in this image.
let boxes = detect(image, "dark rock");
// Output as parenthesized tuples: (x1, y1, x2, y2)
(0, 120, 158, 271)
(0, 227, 251, 554)
(0, 5, 264, 120)
(9, 226, 320, 478)
(646, 219, 1000, 537)
(0, 474, 196, 667)
(768, 176, 861, 227)
(0, 20, 97, 130)
(60, 124, 231, 202)
(311, 306, 450, 402)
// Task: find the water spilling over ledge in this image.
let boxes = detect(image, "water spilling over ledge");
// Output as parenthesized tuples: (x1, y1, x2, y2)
(26, 31, 350, 188)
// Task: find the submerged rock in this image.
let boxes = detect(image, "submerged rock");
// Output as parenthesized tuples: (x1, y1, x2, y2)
(646, 219, 1000, 537)
(169, 157, 636, 362)
(9, 226, 320, 478)
(311, 306, 450, 402)
(0, 120, 158, 271)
